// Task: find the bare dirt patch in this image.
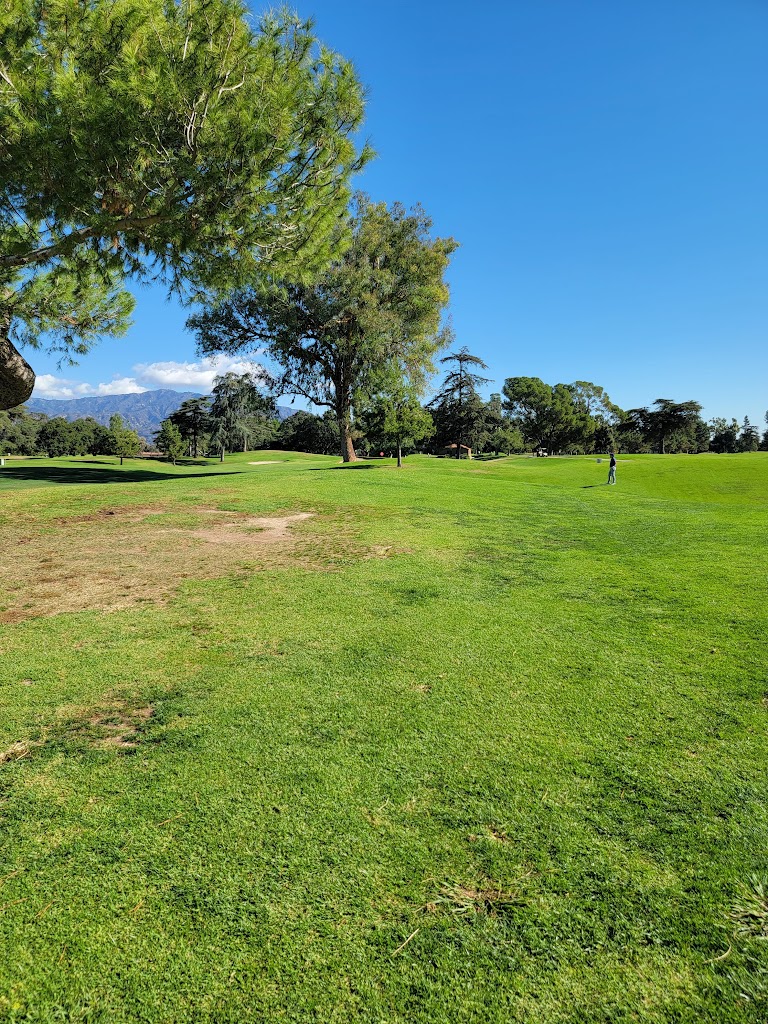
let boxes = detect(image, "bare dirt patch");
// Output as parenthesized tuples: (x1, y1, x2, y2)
(0, 506, 343, 622)
(0, 701, 156, 762)
(176, 512, 313, 545)
(86, 703, 155, 749)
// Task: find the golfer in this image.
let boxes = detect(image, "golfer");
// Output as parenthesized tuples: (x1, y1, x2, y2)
(608, 452, 616, 485)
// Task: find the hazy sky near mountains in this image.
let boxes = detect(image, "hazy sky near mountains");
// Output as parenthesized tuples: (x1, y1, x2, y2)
(31, 0, 767, 425)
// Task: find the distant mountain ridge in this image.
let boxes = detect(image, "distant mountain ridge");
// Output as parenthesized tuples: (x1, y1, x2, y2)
(25, 389, 293, 441)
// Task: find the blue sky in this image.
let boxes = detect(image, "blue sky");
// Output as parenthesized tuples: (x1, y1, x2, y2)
(32, 0, 767, 427)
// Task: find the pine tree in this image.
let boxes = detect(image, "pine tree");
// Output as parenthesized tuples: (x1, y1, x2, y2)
(0, 0, 368, 408)
(430, 347, 491, 457)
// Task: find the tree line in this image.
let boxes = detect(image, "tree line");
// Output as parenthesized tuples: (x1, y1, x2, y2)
(3, 361, 765, 462)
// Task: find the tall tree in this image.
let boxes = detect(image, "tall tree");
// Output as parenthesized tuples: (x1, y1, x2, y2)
(208, 372, 272, 459)
(169, 397, 212, 458)
(0, 0, 368, 408)
(37, 417, 74, 457)
(480, 394, 525, 455)
(709, 417, 740, 454)
(0, 404, 40, 455)
(189, 197, 456, 462)
(738, 417, 760, 453)
(276, 411, 339, 456)
(430, 347, 490, 457)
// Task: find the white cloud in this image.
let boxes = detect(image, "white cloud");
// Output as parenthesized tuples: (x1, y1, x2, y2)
(133, 355, 267, 392)
(33, 374, 149, 400)
(32, 356, 267, 401)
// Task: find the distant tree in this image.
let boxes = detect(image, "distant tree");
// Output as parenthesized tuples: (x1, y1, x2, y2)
(619, 399, 704, 453)
(648, 399, 703, 454)
(0, 0, 368, 409)
(709, 417, 740, 454)
(208, 373, 273, 459)
(430, 347, 491, 457)
(762, 411, 768, 451)
(155, 419, 186, 464)
(738, 416, 760, 453)
(68, 417, 105, 456)
(108, 414, 141, 465)
(501, 377, 593, 453)
(0, 404, 41, 455)
(358, 383, 434, 467)
(240, 410, 279, 451)
(276, 410, 339, 455)
(169, 398, 212, 458)
(37, 417, 73, 457)
(189, 197, 456, 462)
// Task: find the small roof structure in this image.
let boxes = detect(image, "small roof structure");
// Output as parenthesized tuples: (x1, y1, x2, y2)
(444, 443, 472, 458)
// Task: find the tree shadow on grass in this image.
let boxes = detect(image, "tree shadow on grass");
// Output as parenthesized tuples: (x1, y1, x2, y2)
(308, 463, 378, 471)
(0, 466, 238, 486)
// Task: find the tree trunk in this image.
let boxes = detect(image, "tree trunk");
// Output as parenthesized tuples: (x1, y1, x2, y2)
(337, 411, 357, 462)
(0, 334, 35, 411)
(397, 439, 402, 468)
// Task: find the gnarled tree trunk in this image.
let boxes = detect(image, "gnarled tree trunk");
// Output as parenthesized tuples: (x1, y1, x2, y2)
(0, 335, 35, 411)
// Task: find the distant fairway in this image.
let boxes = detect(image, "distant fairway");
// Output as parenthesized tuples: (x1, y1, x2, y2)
(1, 452, 766, 1022)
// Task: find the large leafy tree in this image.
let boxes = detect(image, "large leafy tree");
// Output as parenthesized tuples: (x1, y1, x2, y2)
(737, 416, 760, 453)
(189, 197, 456, 462)
(646, 399, 704, 454)
(622, 399, 705, 453)
(0, 404, 41, 455)
(276, 410, 339, 456)
(501, 377, 594, 453)
(0, 0, 368, 408)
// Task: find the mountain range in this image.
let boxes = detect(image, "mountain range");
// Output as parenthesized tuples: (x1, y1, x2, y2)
(25, 389, 294, 441)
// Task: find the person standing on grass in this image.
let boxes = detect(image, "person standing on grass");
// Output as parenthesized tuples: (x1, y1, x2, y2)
(608, 452, 617, 485)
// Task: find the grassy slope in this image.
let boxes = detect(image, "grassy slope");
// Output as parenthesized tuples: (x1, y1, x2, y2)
(0, 453, 766, 1023)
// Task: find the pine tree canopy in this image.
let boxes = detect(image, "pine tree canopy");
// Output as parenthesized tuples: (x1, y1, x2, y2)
(0, 0, 369, 408)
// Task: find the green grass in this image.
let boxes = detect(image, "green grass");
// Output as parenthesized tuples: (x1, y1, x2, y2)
(1, 452, 766, 1022)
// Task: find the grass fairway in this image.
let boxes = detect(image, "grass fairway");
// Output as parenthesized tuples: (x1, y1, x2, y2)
(0, 452, 766, 1023)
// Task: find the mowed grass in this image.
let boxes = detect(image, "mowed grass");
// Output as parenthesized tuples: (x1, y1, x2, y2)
(0, 452, 766, 1023)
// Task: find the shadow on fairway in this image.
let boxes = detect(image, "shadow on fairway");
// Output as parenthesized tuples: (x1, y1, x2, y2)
(581, 483, 611, 489)
(309, 464, 377, 471)
(0, 466, 238, 485)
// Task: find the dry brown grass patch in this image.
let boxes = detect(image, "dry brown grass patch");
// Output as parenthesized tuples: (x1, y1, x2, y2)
(0, 505, 371, 621)
(85, 703, 155, 749)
